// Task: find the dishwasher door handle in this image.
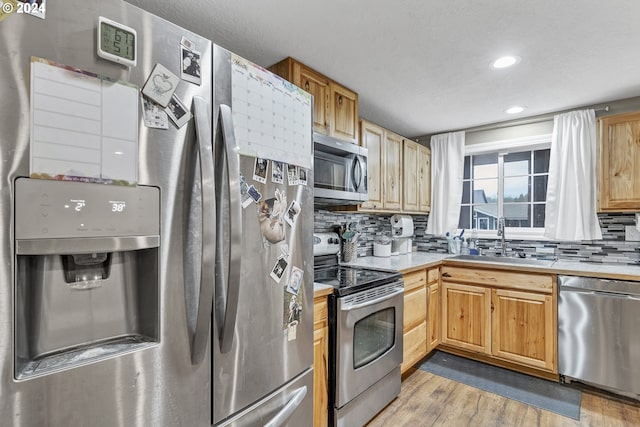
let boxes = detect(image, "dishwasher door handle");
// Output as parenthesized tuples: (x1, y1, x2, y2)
(562, 287, 640, 300)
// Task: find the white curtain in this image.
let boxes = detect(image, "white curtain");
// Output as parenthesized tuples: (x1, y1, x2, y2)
(544, 109, 602, 241)
(426, 131, 465, 236)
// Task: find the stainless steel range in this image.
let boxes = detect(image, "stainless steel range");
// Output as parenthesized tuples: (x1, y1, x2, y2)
(314, 233, 404, 427)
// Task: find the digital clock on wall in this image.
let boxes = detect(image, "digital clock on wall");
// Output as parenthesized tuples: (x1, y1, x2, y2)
(97, 16, 137, 67)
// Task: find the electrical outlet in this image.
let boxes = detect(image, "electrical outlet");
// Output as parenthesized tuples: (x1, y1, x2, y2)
(625, 225, 640, 242)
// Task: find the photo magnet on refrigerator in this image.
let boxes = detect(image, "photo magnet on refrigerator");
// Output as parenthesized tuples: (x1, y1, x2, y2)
(287, 165, 298, 186)
(140, 94, 169, 129)
(180, 46, 201, 86)
(271, 161, 284, 184)
(297, 167, 308, 186)
(284, 292, 302, 330)
(165, 94, 192, 128)
(284, 200, 301, 227)
(269, 255, 289, 283)
(253, 158, 268, 184)
(257, 189, 286, 244)
(141, 63, 179, 107)
(285, 266, 303, 296)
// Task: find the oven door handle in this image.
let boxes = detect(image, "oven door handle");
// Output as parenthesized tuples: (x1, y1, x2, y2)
(340, 287, 404, 312)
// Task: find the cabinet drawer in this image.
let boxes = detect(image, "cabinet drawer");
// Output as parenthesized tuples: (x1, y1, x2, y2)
(404, 270, 427, 292)
(401, 321, 427, 373)
(404, 286, 427, 331)
(441, 266, 553, 293)
(427, 268, 439, 284)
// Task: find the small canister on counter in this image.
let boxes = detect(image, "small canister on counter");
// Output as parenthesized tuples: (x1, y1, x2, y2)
(373, 234, 392, 257)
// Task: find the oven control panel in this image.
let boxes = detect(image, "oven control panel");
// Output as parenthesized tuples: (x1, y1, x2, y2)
(313, 232, 341, 256)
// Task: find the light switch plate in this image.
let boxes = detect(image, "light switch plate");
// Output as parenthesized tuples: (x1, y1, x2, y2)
(625, 225, 640, 242)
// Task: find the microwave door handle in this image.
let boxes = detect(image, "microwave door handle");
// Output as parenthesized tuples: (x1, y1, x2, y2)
(351, 156, 362, 191)
(263, 386, 308, 427)
(190, 96, 215, 365)
(216, 104, 243, 354)
(340, 287, 404, 312)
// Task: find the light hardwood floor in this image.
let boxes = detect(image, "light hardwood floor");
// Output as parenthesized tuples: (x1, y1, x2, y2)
(367, 369, 640, 427)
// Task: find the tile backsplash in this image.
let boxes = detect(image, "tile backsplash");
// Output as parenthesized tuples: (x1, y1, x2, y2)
(314, 209, 640, 264)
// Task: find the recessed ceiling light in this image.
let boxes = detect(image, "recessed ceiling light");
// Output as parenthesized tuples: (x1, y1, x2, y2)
(505, 106, 525, 114)
(491, 55, 521, 69)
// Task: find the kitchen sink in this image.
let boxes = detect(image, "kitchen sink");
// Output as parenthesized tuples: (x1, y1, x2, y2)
(449, 254, 556, 267)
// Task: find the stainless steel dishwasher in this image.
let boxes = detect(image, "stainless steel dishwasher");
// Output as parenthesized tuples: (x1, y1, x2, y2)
(558, 275, 640, 399)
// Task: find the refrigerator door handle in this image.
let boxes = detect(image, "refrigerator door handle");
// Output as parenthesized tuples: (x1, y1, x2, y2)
(263, 386, 308, 427)
(216, 104, 242, 353)
(190, 96, 215, 365)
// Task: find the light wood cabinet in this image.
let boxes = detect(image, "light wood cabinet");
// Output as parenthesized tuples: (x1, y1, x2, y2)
(426, 281, 440, 353)
(329, 83, 358, 143)
(401, 267, 440, 374)
(360, 120, 384, 210)
(384, 131, 403, 211)
(403, 140, 431, 213)
(418, 144, 432, 212)
(440, 266, 557, 374)
(401, 270, 427, 374)
(313, 295, 329, 427)
(598, 111, 640, 211)
(268, 57, 358, 144)
(441, 282, 492, 354)
(491, 289, 555, 371)
(402, 140, 419, 212)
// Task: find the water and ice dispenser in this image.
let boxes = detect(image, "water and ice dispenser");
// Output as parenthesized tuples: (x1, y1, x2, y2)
(14, 178, 160, 379)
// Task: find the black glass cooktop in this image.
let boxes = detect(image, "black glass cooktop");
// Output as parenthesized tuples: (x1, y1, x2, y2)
(314, 265, 402, 297)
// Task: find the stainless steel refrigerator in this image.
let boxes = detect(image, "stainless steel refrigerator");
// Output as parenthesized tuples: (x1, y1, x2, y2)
(0, 0, 313, 425)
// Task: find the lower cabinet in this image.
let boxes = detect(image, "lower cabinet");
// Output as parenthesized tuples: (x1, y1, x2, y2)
(313, 294, 329, 427)
(401, 267, 440, 374)
(401, 270, 427, 374)
(440, 266, 557, 375)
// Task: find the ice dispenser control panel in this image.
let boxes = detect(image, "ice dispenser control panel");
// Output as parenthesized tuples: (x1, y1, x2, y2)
(14, 178, 159, 240)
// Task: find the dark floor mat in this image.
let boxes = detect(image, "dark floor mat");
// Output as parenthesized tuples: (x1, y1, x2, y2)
(419, 351, 582, 420)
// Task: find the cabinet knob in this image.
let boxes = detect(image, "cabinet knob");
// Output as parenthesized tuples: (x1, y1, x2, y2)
(304, 81, 310, 91)
(442, 272, 452, 278)
(338, 95, 343, 105)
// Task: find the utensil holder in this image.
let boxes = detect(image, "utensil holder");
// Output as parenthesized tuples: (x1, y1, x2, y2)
(342, 242, 357, 263)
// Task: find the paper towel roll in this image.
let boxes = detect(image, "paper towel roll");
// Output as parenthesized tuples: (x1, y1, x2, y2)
(390, 214, 414, 237)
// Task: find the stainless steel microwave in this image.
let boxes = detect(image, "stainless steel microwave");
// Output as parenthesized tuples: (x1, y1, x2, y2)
(313, 132, 368, 205)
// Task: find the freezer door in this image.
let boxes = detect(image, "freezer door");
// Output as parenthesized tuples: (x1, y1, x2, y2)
(0, 1, 212, 425)
(218, 369, 314, 427)
(212, 105, 314, 424)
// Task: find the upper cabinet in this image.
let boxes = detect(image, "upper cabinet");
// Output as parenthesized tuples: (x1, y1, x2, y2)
(402, 139, 431, 213)
(344, 119, 431, 214)
(268, 57, 359, 144)
(598, 111, 640, 211)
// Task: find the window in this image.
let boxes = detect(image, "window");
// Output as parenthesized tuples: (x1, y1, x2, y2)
(458, 147, 551, 237)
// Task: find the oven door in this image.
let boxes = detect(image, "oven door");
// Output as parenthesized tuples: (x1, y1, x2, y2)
(334, 281, 404, 408)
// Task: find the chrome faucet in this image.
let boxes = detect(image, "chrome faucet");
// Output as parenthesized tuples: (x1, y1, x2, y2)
(497, 217, 507, 256)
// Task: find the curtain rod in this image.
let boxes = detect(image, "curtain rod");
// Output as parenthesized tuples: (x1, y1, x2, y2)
(455, 106, 610, 135)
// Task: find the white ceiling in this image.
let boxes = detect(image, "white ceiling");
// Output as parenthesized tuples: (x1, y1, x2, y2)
(127, 0, 640, 137)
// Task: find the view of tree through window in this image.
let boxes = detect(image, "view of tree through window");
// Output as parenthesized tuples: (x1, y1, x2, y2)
(458, 149, 550, 231)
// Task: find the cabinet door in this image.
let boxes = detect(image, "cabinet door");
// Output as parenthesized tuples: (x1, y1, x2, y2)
(426, 282, 440, 353)
(491, 289, 555, 371)
(384, 132, 403, 210)
(360, 120, 384, 210)
(402, 140, 419, 212)
(441, 282, 491, 354)
(293, 63, 330, 135)
(313, 326, 329, 427)
(401, 321, 427, 374)
(599, 112, 640, 211)
(329, 83, 358, 144)
(418, 145, 431, 212)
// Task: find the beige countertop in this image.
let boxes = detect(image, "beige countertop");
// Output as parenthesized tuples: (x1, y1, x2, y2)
(341, 252, 451, 273)
(314, 253, 640, 299)
(342, 252, 640, 282)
